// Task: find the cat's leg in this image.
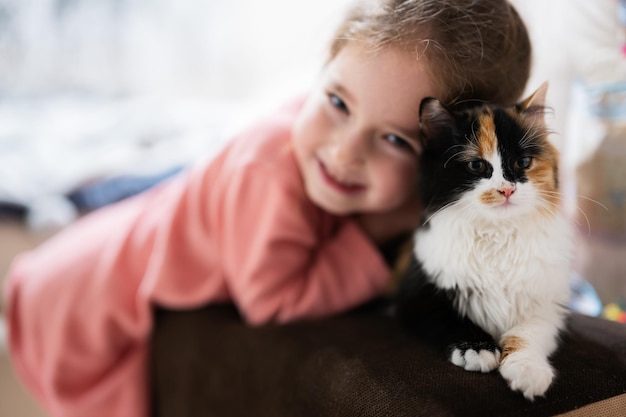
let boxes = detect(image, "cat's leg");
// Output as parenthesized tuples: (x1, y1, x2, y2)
(394, 267, 500, 373)
(498, 309, 568, 400)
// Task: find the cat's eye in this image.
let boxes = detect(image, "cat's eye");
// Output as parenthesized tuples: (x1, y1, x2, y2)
(515, 156, 533, 170)
(328, 93, 349, 114)
(466, 160, 487, 174)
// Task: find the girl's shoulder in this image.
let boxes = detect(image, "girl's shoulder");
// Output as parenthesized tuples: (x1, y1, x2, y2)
(220, 96, 306, 177)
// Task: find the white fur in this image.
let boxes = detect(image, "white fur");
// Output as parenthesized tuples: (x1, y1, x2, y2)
(451, 347, 501, 373)
(415, 207, 572, 339)
(414, 154, 574, 399)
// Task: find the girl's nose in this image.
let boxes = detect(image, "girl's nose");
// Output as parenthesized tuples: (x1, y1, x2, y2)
(330, 130, 367, 167)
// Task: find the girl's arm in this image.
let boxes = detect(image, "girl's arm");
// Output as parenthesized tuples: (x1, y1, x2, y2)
(4, 147, 391, 417)
(217, 161, 391, 325)
(4, 173, 196, 417)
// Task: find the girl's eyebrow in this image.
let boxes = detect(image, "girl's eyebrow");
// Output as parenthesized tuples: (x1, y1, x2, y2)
(329, 81, 354, 102)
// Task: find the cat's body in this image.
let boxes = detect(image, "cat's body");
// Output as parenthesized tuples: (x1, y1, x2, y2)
(395, 83, 574, 400)
(416, 199, 572, 340)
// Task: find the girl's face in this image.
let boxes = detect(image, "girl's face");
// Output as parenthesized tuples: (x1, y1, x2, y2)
(292, 43, 437, 215)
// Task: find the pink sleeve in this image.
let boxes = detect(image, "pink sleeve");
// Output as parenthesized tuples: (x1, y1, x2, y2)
(3, 122, 391, 417)
(219, 163, 391, 325)
(3, 168, 222, 417)
(5, 237, 151, 417)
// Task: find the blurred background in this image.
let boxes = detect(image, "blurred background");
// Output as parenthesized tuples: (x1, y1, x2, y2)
(1, 1, 626, 416)
(0, 0, 351, 232)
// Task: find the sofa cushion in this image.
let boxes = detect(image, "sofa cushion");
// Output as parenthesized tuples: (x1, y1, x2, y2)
(150, 302, 626, 417)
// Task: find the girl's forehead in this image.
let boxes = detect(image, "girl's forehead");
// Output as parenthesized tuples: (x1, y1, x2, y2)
(326, 43, 438, 121)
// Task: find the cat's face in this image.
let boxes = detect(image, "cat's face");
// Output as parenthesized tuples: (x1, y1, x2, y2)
(418, 84, 560, 221)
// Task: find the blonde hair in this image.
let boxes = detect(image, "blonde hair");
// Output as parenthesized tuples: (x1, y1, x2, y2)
(329, 0, 531, 105)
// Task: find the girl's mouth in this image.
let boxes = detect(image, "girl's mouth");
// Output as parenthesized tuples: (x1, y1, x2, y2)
(318, 160, 366, 194)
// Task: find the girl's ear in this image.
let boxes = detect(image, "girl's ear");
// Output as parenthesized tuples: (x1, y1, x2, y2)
(419, 97, 455, 145)
(517, 81, 549, 121)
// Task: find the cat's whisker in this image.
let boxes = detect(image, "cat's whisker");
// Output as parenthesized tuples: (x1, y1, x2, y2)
(528, 193, 589, 227)
(518, 126, 547, 146)
(535, 189, 559, 194)
(572, 205, 592, 237)
(503, 195, 561, 219)
(539, 203, 561, 218)
(571, 195, 608, 211)
(443, 145, 467, 168)
(469, 129, 482, 151)
(521, 143, 543, 151)
(423, 200, 458, 226)
(566, 195, 606, 236)
(534, 189, 606, 210)
(533, 191, 606, 233)
(519, 130, 545, 148)
(534, 191, 565, 203)
(456, 200, 480, 222)
(518, 130, 537, 148)
(532, 192, 593, 235)
(424, 196, 482, 226)
(444, 151, 466, 168)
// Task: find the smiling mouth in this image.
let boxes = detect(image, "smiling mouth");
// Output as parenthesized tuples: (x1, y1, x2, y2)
(318, 160, 365, 194)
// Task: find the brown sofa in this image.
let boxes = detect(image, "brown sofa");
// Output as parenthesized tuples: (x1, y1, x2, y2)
(150, 301, 626, 417)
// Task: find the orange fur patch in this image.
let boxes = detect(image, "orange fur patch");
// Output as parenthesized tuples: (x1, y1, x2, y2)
(523, 128, 561, 217)
(500, 107, 561, 218)
(477, 111, 497, 158)
(479, 189, 505, 205)
(500, 336, 526, 363)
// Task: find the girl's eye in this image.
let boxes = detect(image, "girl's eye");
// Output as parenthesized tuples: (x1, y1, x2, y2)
(328, 93, 349, 114)
(385, 134, 411, 150)
(467, 160, 487, 174)
(515, 156, 533, 170)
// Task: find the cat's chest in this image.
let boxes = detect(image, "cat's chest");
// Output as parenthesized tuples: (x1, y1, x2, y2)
(413, 210, 569, 291)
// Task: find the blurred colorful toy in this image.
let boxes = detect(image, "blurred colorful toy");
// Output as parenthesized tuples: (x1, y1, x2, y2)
(603, 301, 626, 323)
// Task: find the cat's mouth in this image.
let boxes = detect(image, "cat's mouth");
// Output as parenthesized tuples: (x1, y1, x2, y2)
(479, 188, 515, 207)
(317, 160, 366, 194)
(488, 195, 515, 209)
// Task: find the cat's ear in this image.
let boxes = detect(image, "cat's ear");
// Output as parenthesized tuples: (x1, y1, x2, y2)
(419, 97, 455, 144)
(517, 81, 548, 120)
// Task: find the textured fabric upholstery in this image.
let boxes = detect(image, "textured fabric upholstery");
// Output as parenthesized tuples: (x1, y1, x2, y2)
(150, 302, 626, 417)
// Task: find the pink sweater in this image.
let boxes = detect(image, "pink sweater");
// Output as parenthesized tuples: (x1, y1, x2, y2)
(3, 98, 390, 417)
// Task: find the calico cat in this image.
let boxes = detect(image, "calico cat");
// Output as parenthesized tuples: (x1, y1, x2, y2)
(395, 83, 574, 400)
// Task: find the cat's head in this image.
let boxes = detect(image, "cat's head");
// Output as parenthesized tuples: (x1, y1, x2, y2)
(417, 83, 559, 222)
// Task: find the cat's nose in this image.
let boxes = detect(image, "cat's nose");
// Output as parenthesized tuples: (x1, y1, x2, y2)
(498, 185, 516, 199)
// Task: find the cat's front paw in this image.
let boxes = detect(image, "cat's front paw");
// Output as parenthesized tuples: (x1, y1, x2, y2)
(448, 341, 501, 373)
(499, 352, 554, 400)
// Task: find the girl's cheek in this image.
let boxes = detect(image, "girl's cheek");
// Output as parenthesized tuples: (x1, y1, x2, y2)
(397, 162, 419, 191)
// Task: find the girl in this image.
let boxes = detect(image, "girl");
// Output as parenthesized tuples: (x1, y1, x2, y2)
(4, 1, 531, 416)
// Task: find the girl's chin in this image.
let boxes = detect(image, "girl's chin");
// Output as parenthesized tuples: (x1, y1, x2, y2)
(314, 199, 351, 215)
(308, 189, 354, 215)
